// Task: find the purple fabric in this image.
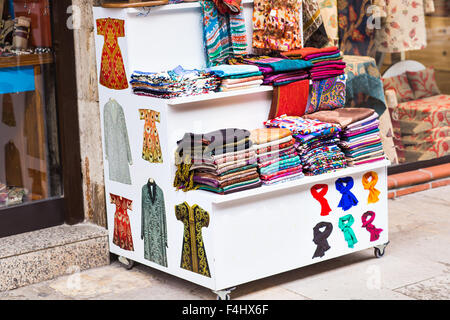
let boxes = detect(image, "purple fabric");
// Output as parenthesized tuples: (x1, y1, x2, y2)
(313, 61, 346, 67)
(346, 113, 379, 129)
(342, 126, 379, 138)
(303, 50, 341, 60)
(345, 120, 380, 133)
(341, 139, 382, 150)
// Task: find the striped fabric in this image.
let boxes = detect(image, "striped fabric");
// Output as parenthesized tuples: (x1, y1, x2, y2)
(200, 0, 247, 67)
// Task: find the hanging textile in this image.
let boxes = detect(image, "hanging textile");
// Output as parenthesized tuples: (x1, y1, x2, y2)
(361, 211, 383, 241)
(310, 184, 332, 216)
(2, 93, 16, 127)
(175, 202, 211, 277)
(252, 0, 303, 52)
(5, 141, 23, 188)
(312, 221, 333, 258)
(110, 193, 134, 251)
(23, 91, 45, 160)
(139, 109, 163, 163)
(362, 171, 380, 204)
(337, 0, 376, 57)
(374, 0, 428, 53)
(200, 0, 247, 67)
(303, 0, 329, 48)
(338, 214, 358, 248)
(335, 176, 359, 211)
(28, 168, 46, 199)
(103, 99, 132, 184)
(96, 18, 128, 90)
(141, 180, 168, 267)
(212, 0, 242, 14)
(318, 0, 339, 45)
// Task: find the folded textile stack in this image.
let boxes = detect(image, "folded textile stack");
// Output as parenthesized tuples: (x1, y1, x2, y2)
(228, 55, 313, 86)
(130, 65, 220, 99)
(0, 182, 28, 207)
(207, 64, 264, 92)
(174, 128, 262, 195)
(283, 46, 345, 81)
(250, 128, 304, 185)
(303, 108, 386, 166)
(264, 115, 347, 176)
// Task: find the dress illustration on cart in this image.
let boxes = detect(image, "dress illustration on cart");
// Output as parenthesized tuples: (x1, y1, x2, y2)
(110, 193, 134, 251)
(96, 17, 128, 90)
(175, 202, 211, 277)
(139, 109, 163, 163)
(141, 179, 168, 267)
(103, 99, 132, 184)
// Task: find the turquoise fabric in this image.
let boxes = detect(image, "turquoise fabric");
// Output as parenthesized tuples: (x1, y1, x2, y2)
(0, 67, 35, 94)
(338, 214, 358, 248)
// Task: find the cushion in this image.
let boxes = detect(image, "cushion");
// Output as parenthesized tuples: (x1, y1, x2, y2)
(306, 74, 347, 114)
(382, 73, 415, 103)
(406, 67, 441, 100)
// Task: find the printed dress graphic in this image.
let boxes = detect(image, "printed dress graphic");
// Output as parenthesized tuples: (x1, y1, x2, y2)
(175, 202, 211, 277)
(139, 109, 163, 163)
(103, 99, 132, 184)
(141, 180, 168, 267)
(96, 17, 128, 90)
(110, 193, 134, 251)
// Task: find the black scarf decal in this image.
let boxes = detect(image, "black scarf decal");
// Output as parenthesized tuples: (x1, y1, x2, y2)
(312, 221, 333, 259)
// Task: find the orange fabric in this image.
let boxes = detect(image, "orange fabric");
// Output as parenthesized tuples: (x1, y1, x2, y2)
(111, 194, 134, 251)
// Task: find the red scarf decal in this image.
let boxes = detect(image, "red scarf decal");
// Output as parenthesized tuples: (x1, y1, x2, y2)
(310, 184, 332, 216)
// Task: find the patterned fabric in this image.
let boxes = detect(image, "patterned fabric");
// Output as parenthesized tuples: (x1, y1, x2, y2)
(139, 109, 163, 163)
(252, 0, 303, 52)
(200, 0, 247, 67)
(96, 18, 128, 90)
(111, 194, 134, 251)
(318, 0, 338, 44)
(212, 0, 242, 14)
(264, 115, 339, 135)
(103, 99, 132, 184)
(175, 202, 211, 277)
(406, 67, 441, 100)
(337, 0, 376, 57)
(303, 0, 327, 46)
(382, 73, 415, 103)
(306, 74, 347, 114)
(374, 0, 427, 53)
(141, 181, 168, 267)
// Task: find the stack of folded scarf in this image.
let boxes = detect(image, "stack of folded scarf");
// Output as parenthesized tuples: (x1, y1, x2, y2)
(264, 115, 347, 176)
(227, 55, 313, 86)
(282, 46, 345, 81)
(207, 64, 264, 92)
(174, 128, 262, 195)
(130, 65, 220, 99)
(250, 128, 304, 185)
(0, 182, 28, 207)
(303, 108, 385, 166)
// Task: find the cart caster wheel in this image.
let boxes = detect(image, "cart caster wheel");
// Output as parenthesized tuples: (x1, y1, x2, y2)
(118, 256, 135, 270)
(374, 247, 385, 258)
(213, 287, 235, 300)
(216, 294, 231, 300)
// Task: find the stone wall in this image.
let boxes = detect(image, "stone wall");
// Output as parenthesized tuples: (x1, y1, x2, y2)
(72, 0, 106, 227)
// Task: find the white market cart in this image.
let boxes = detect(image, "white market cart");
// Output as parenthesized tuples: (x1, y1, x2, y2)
(93, 2, 390, 300)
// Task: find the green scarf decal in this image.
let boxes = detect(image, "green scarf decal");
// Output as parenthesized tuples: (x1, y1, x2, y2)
(338, 214, 358, 248)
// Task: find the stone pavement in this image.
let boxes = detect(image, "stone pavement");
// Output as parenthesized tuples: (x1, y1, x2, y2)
(1, 185, 449, 300)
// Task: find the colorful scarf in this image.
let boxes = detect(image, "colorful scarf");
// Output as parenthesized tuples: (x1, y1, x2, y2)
(312, 221, 333, 258)
(361, 211, 383, 242)
(200, 0, 247, 67)
(335, 176, 358, 211)
(310, 184, 332, 216)
(339, 214, 358, 248)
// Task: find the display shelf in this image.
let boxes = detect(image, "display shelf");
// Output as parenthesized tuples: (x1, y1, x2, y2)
(190, 159, 391, 205)
(0, 53, 53, 69)
(166, 85, 273, 106)
(125, 0, 254, 14)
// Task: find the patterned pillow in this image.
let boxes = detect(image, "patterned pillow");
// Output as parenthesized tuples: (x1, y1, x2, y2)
(305, 74, 347, 114)
(382, 73, 415, 103)
(406, 67, 441, 100)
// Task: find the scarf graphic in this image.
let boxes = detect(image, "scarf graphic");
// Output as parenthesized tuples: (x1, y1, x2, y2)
(312, 221, 333, 259)
(310, 184, 332, 216)
(361, 211, 383, 242)
(362, 171, 381, 204)
(335, 177, 359, 211)
(338, 214, 358, 248)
